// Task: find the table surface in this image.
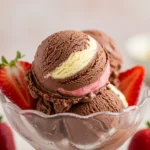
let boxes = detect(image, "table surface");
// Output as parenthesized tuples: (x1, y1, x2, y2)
(0, 0, 150, 149)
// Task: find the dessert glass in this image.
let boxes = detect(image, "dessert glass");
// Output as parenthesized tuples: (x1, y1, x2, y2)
(0, 86, 150, 150)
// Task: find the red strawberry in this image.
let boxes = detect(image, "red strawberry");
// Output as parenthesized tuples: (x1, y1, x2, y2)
(0, 51, 35, 109)
(119, 66, 145, 106)
(0, 116, 15, 150)
(128, 122, 150, 150)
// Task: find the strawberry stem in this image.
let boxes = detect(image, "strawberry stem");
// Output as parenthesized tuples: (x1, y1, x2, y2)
(0, 51, 25, 68)
(146, 121, 150, 128)
(0, 116, 3, 122)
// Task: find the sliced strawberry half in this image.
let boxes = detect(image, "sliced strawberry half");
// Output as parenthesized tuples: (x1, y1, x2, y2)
(119, 66, 145, 106)
(0, 51, 35, 110)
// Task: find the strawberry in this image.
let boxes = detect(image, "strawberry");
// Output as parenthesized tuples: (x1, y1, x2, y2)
(0, 116, 15, 150)
(128, 122, 150, 150)
(0, 51, 35, 109)
(119, 66, 145, 106)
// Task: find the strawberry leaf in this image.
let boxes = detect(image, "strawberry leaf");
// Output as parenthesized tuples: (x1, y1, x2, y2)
(1, 51, 26, 67)
(16, 51, 25, 60)
(0, 116, 2, 122)
(147, 121, 150, 128)
(17, 51, 21, 59)
(1, 56, 8, 64)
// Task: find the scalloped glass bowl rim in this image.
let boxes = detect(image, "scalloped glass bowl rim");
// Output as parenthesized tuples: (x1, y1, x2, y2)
(1, 85, 150, 119)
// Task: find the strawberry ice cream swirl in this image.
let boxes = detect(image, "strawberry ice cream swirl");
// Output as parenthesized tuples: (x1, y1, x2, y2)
(58, 63, 110, 96)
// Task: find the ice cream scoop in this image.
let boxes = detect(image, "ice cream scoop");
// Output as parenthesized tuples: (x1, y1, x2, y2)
(83, 30, 122, 86)
(36, 84, 127, 115)
(27, 30, 127, 115)
(69, 84, 127, 115)
(31, 30, 109, 93)
(44, 36, 97, 79)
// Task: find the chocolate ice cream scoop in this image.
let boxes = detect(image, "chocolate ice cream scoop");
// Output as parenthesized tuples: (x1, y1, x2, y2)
(32, 30, 109, 93)
(83, 30, 122, 86)
(69, 84, 128, 115)
(36, 84, 127, 115)
(27, 30, 111, 114)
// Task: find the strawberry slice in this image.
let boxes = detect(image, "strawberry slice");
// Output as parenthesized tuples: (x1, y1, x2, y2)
(119, 66, 145, 106)
(0, 51, 35, 109)
(0, 116, 16, 150)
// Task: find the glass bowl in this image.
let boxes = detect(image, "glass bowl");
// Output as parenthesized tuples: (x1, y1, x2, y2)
(0, 86, 150, 150)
